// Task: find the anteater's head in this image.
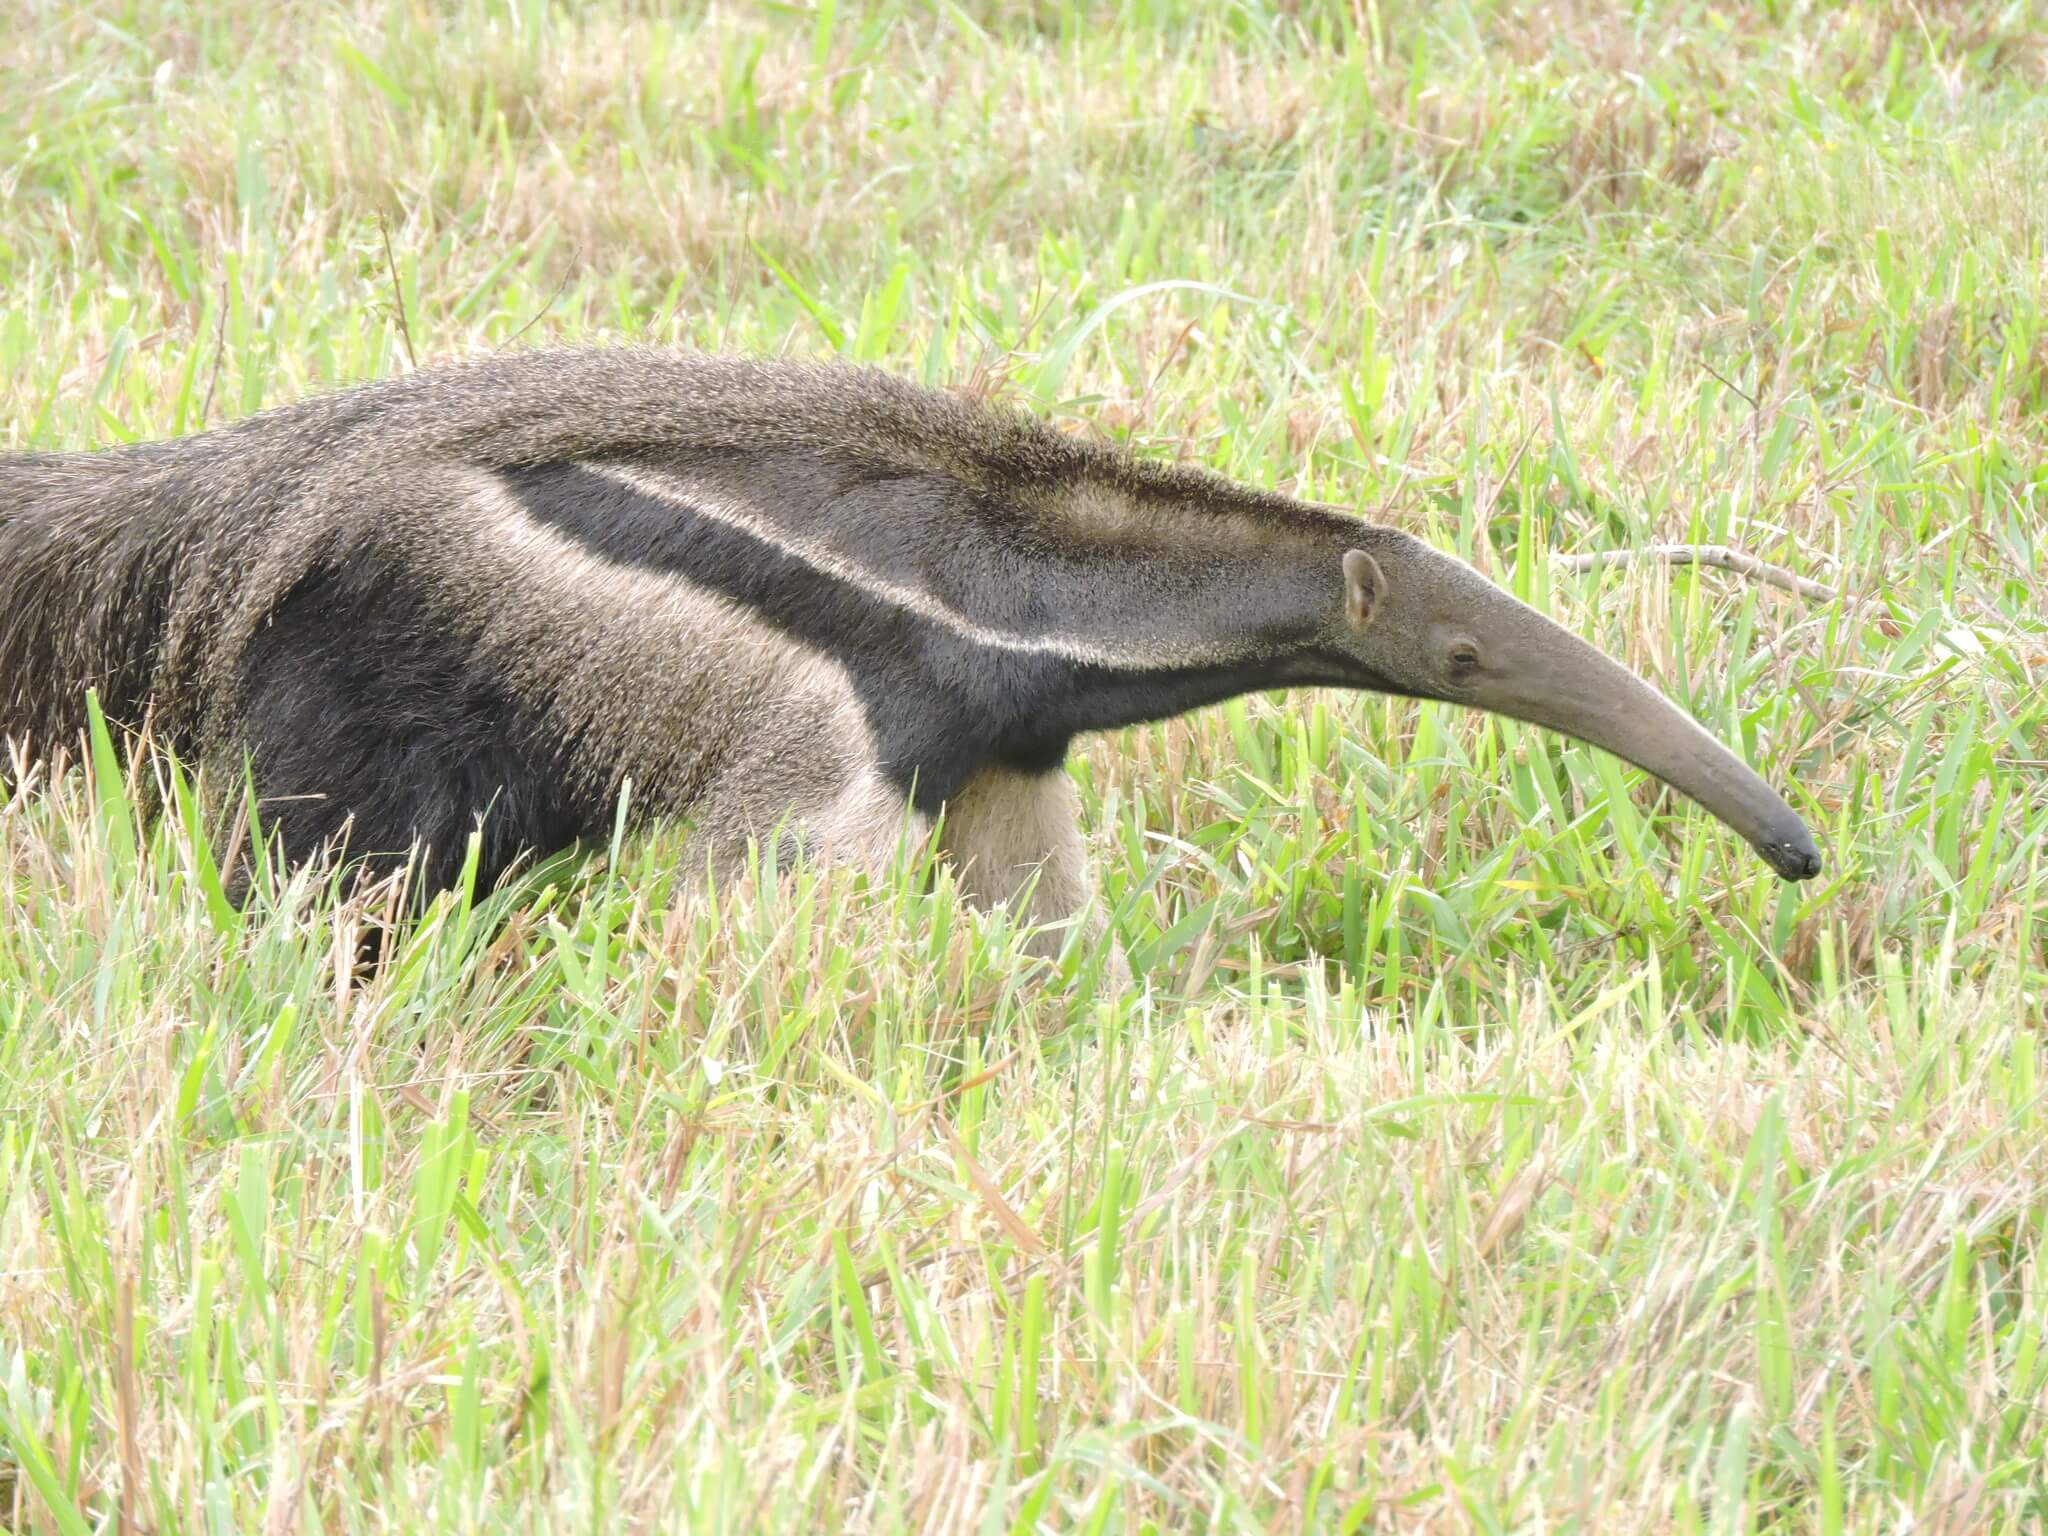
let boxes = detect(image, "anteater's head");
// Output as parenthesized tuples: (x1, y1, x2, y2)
(1324, 531, 1822, 882)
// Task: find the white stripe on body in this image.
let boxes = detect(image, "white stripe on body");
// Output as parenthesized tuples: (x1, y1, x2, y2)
(586, 461, 1238, 670)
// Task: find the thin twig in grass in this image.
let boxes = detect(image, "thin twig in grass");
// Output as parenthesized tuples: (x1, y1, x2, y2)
(1700, 360, 1758, 410)
(503, 255, 580, 350)
(1471, 427, 1537, 544)
(378, 213, 417, 370)
(1555, 543, 1838, 601)
(199, 273, 229, 426)
(1143, 315, 1201, 400)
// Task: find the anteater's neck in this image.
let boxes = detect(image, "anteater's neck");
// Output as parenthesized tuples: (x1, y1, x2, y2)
(988, 526, 1369, 766)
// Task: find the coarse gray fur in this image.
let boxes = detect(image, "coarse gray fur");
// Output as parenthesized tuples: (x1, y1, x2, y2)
(0, 347, 1821, 967)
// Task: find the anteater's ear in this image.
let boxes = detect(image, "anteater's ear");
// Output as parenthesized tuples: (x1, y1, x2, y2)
(1342, 548, 1385, 628)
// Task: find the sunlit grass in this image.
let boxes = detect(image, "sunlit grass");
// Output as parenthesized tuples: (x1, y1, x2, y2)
(2, 0, 2046, 1529)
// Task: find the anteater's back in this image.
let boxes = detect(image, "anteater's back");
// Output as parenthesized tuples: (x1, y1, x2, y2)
(0, 347, 1297, 768)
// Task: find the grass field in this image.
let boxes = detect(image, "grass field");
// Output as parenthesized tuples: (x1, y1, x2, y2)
(4, 1, 2048, 1529)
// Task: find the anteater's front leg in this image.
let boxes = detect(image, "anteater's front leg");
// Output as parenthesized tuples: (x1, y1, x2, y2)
(939, 764, 1129, 986)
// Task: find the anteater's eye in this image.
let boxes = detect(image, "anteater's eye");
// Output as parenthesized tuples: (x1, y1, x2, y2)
(1448, 642, 1481, 674)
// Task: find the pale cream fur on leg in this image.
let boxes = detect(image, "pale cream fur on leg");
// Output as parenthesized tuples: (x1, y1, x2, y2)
(693, 766, 931, 885)
(939, 764, 1130, 987)
(809, 767, 933, 874)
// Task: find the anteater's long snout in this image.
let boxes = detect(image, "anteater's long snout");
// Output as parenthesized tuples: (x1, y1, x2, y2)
(1469, 613, 1823, 882)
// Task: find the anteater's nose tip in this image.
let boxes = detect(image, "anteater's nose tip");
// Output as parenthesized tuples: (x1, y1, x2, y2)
(1763, 828, 1823, 882)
